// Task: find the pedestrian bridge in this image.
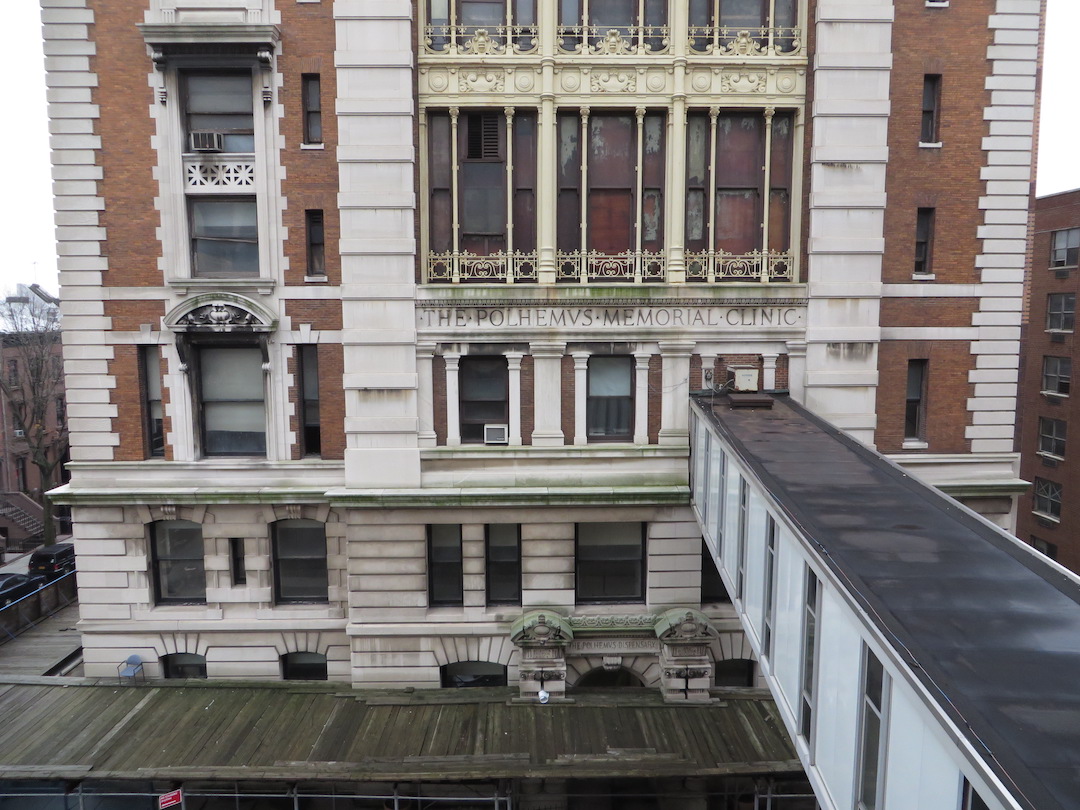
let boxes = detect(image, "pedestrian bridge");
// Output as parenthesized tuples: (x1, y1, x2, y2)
(689, 393, 1080, 810)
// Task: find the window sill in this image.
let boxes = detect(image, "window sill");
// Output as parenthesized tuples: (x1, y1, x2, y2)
(304, 275, 328, 283)
(169, 277, 276, 296)
(902, 439, 929, 450)
(918, 141, 943, 149)
(1041, 390, 1069, 401)
(912, 273, 936, 281)
(300, 142, 325, 150)
(1033, 511, 1061, 526)
(1037, 452, 1063, 465)
(925, 0, 949, 6)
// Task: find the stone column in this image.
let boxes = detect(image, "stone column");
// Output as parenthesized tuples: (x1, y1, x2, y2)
(444, 351, 461, 446)
(507, 351, 523, 446)
(786, 340, 807, 402)
(658, 341, 694, 445)
(416, 342, 437, 447)
(633, 350, 651, 445)
(531, 342, 566, 446)
(572, 351, 590, 445)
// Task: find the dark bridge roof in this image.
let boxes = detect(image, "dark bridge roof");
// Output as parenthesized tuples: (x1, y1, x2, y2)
(694, 394, 1080, 810)
(0, 679, 798, 782)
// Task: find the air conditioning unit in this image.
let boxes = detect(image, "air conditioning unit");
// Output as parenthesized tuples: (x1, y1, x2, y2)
(13, 430, 24, 438)
(727, 366, 760, 393)
(483, 424, 509, 445)
(189, 131, 224, 152)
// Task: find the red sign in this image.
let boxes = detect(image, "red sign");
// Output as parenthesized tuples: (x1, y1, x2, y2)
(159, 789, 183, 809)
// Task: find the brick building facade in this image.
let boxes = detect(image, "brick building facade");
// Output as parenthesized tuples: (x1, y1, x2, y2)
(1016, 188, 1080, 569)
(44, 0, 1040, 690)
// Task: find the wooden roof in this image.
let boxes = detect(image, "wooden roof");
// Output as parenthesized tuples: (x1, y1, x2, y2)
(0, 678, 800, 782)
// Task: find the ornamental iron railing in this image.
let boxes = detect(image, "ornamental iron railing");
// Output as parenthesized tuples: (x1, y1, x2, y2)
(424, 24, 540, 54)
(685, 249, 794, 283)
(687, 25, 802, 56)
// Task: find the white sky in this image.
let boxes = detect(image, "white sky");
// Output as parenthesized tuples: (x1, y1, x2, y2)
(0, 0, 1076, 298)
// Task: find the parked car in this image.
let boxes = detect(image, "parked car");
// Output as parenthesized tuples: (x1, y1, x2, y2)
(0, 574, 36, 607)
(28, 543, 75, 581)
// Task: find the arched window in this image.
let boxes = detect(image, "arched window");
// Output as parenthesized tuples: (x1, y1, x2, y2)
(575, 667, 644, 688)
(440, 661, 508, 688)
(161, 653, 207, 679)
(281, 652, 328, 681)
(714, 658, 755, 687)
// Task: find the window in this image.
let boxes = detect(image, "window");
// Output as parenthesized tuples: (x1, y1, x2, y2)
(688, 0, 799, 54)
(1031, 536, 1058, 561)
(921, 75, 942, 143)
(196, 345, 266, 456)
(190, 198, 259, 277)
(305, 210, 325, 277)
(281, 652, 328, 681)
(557, 0, 668, 52)
(1033, 477, 1062, 520)
(713, 658, 755, 688)
(272, 519, 329, 604)
(1042, 356, 1071, 396)
(905, 359, 928, 440)
(855, 646, 889, 810)
(426, 0, 538, 51)
(459, 356, 509, 443)
(54, 396, 65, 427)
(298, 345, 321, 456)
(14, 457, 26, 493)
(1051, 228, 1080, 268)
(1047, 292, 1076, 332)
(229, 537, 247, 586)
(557, 110, 666, 278)
(798, 568, 820, 747)
(486, 523, 521, 605)
(140, 346, 165, 458)
(700, 539, 731, 603)
(7, 359, 17, 385)
(735, 478, 748, 599)
(586, 356, 633, 440)
(182, 72, 254, 153)
(150, 520, 206, 605)
(301, 74, 322, 144)
(427, 109, 537, 268)
(762, 515, 777, 659)
(440, 661, 508, 688)
(914, 208, 935, 275)
(161, 653, 208, 679)
(576, 521, 645, 603)
(1038, 416, 1067, 458)
(685, 110, 795, 280)
(428, 524, 464, 606)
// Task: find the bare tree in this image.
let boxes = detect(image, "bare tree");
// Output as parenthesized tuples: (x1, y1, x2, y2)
(0, 291, 67, 543)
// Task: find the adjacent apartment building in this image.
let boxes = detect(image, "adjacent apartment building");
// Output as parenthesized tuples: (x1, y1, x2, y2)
(44, 0, 1040, 687)
(1016, 188, 1080, 570)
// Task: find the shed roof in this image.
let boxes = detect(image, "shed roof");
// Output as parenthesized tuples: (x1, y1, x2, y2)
(0, 678, 800, 782)
(694, 393, 1080, 810)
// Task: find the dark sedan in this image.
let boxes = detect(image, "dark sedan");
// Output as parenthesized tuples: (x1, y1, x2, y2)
(0, 574, 36, 607)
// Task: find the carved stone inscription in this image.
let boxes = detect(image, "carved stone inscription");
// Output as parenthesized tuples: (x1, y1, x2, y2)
(568, 638, 661, 655)
(418, 305, 803, 331)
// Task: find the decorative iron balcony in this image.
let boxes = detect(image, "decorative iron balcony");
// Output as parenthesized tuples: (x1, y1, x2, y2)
(684, 250, 794, 283)
(556, 250, 666, 283)
(427, 251, 539, 283)
(556, 25, 670, 55)
(687, 26, 802, 57)
(424, 24, 539, 55)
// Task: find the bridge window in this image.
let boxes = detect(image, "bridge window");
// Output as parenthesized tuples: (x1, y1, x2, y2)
(961, 778, 991, 810)
(700, 539, 730, 603)
(855, 646, 890, 810)
(798, 568, 820, 747)
(762, 515, 777, 659)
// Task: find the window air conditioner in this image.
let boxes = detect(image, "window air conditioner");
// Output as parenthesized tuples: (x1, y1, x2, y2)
(13, 430, 24, 438)
(189, 131, 225, 153)
(483, 424, 509, 445)
(727, 366, 760, 393)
